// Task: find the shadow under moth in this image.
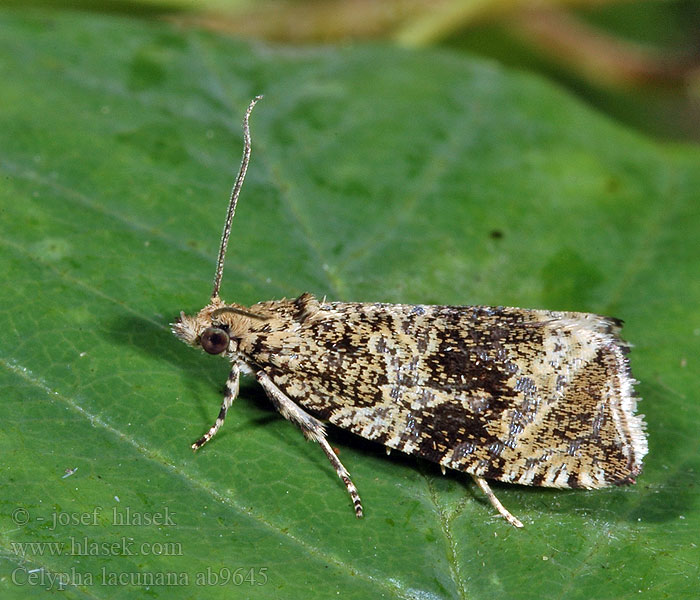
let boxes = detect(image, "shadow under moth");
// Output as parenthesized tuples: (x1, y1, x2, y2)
(172, 97, 648, 527)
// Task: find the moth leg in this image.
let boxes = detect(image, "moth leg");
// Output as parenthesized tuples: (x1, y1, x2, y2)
(192, 365, 240, 451)
(472, 475, 524, 528)
(256, 370, 364, 518)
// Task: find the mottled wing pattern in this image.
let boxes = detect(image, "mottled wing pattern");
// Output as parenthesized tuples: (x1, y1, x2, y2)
(245, 294, 647, 489)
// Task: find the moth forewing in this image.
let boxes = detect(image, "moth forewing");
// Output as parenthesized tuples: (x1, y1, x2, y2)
(172, 98, 647, 528)
(240, 300, 646, 489)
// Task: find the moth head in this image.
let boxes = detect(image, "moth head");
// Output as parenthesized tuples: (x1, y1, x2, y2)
(171, 303, 270, 356)
(171, 306, 234, 356)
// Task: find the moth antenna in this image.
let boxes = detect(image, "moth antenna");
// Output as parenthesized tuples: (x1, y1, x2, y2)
(211, 95, 263, 300)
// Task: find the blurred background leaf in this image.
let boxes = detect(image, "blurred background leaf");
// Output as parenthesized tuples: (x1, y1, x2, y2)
(16, 0, 698, 140)
(1, 3, 698, 599)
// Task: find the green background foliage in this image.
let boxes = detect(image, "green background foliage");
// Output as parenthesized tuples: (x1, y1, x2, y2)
(1, 7, 698, 599)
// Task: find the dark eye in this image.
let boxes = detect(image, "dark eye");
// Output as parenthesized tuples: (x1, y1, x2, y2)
(200, 327, 230, 355)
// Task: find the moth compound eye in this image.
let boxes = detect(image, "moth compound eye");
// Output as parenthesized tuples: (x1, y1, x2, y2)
(200, 327, 230, 355)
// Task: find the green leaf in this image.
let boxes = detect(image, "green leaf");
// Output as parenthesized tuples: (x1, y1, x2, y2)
(1, 8, 698, 599)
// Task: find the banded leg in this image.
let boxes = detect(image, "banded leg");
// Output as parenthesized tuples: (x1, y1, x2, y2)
(192, 365, 240, 451)
(256, 370, 364, 518)
(472, 475, 524, 528)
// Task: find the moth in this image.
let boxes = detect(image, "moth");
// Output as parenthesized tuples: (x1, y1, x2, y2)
(172, 96, 648, 527)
